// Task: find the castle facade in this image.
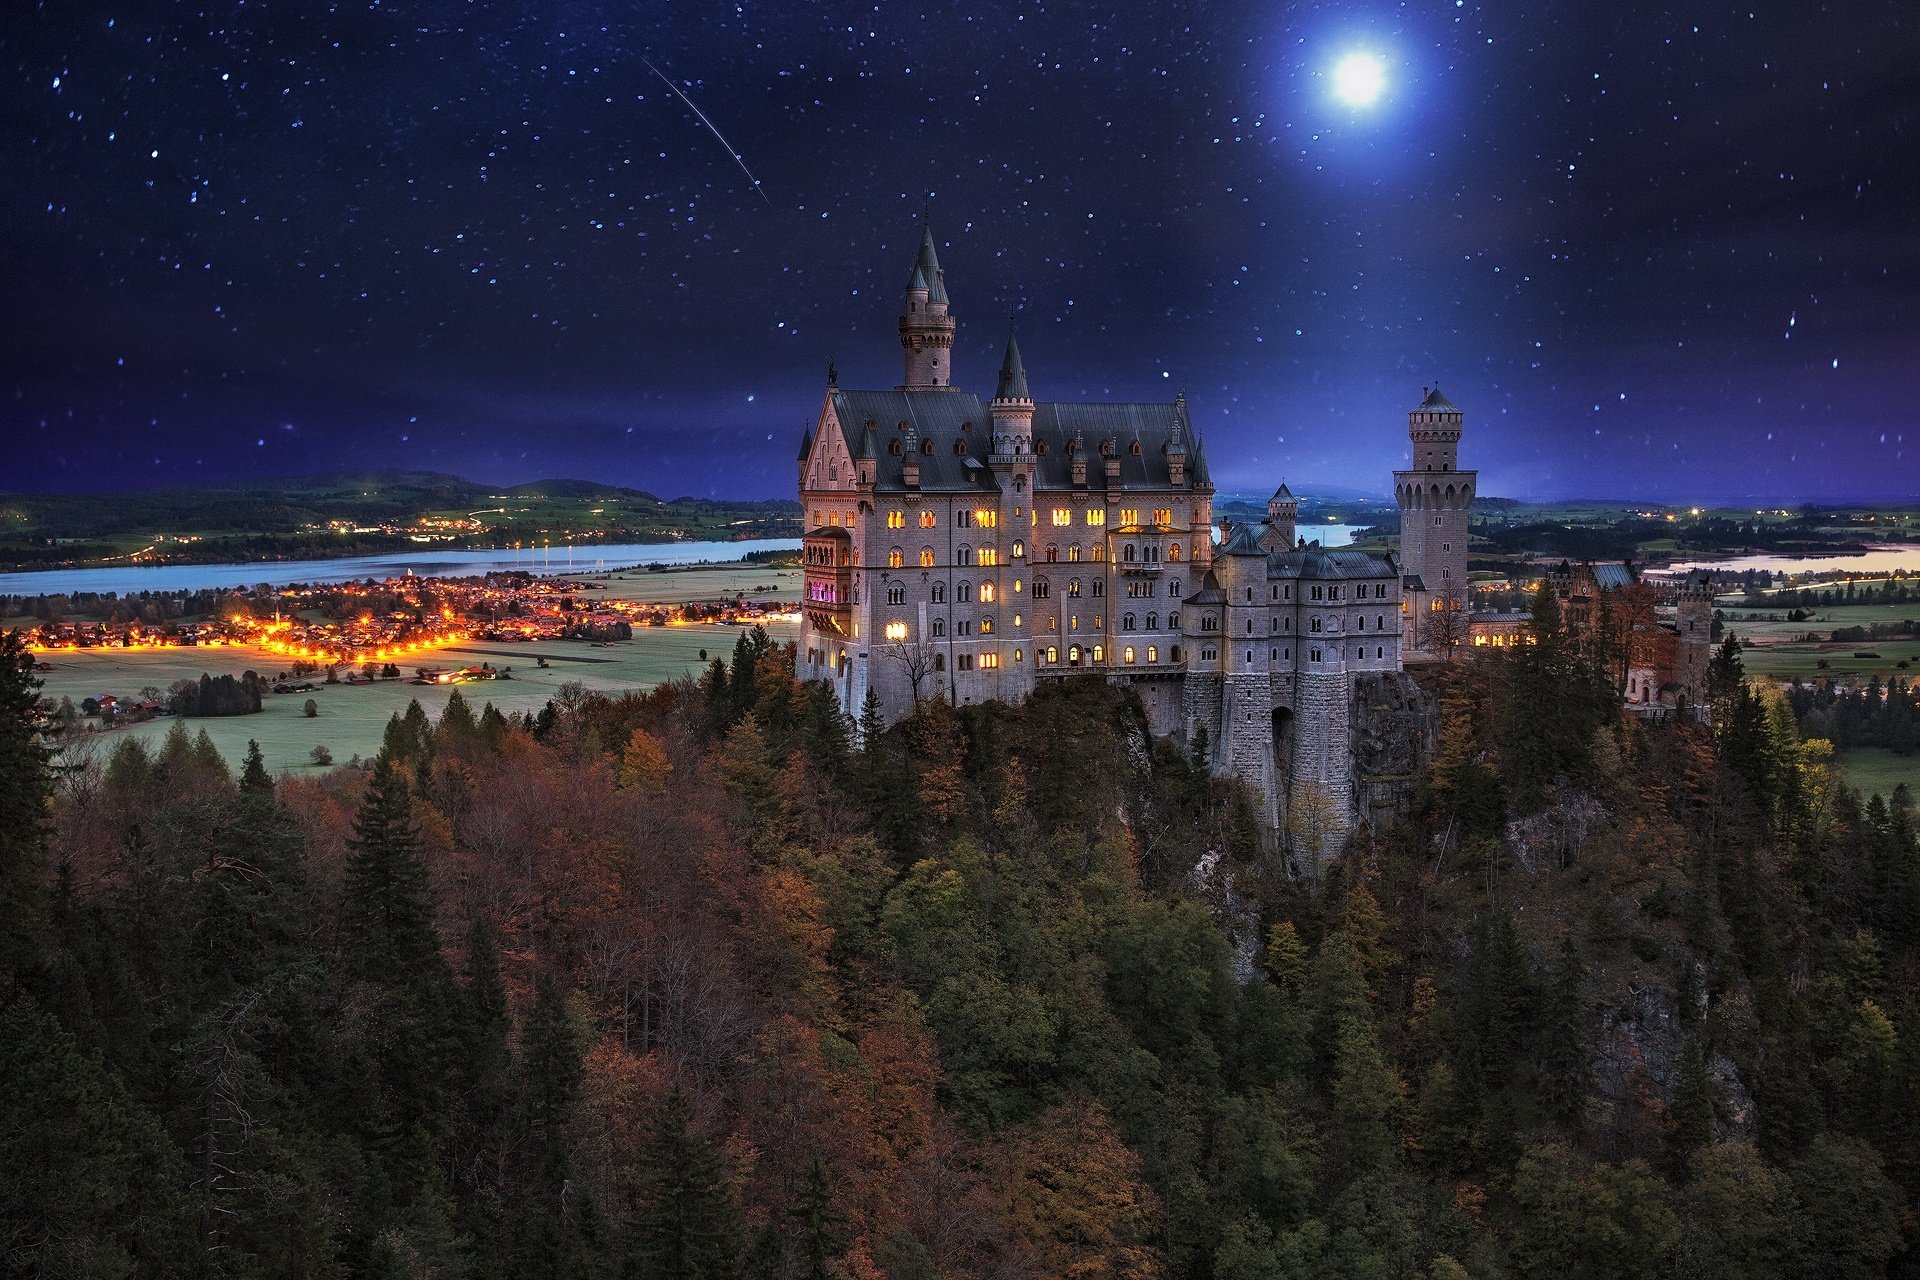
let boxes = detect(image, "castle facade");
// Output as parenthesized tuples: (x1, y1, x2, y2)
(797, 227, 1470, 843)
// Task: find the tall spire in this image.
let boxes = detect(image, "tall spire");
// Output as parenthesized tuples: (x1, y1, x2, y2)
(908, 223, 947, 305)
(995, 327, 1030, 401)
(898, 218, 956, 390)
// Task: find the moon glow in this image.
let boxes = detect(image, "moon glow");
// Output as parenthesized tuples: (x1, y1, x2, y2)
(1331, 52, 1387, 107)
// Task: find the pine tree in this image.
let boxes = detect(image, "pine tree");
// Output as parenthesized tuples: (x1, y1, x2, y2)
(239, 738, 274, 795)
(0, 629, 51, 986)
(786, 1156, 848, 1280)
(631, 1088, 744, 1280)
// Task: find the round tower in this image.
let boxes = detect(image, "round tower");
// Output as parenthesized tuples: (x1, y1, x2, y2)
(898, 224, 956, 390)
(989, 328, 1034, 457)
(1394, 386, 1477, 658)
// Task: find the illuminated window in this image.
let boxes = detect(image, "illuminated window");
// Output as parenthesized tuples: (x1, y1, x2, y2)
(887, 510, 905, 529)
(980, 617, 994, 634)
(1068, 545, 1081, 562)
(1119, 508, 1140, 527)
(919, 510, 937, 528)
(1092, 645, 1105, 662)
(980, 652, 1000, 669)
(978, 547, 998, 567)
(1046, 646, 1058, 663)
(1168, 543, 1181, 561)
(1152, 508, 1172, 527)
(884, 622, 909, 641)
(1146, 645, 1158, 662)
(976, 509, 998, 529)
(1015, 648, 1024, 663)
(920, 548, 935, 567)
(1068, 579, 1082, 598)
(1051, 509, 1072, 527)
(1086, 509, 1105, 526)
(1070, 614, 1080, 631)
(887, 548, 903, 568)
(1012, 613, 1022, 627)
(1091, 545, 1105, 561)
(1124, 646, 1136, 664)
(980, 582, 996, 603)
(844, 511, 854, 526)
(1012, 539, 1025, 558)
(1013, 578, 1023, 594)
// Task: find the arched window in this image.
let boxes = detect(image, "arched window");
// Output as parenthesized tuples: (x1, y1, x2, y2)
(1068, 644, 1082, 664)
(1168, 543, 1181, 562)
(932, 618, 946, 637)
(1046, 545, 1058, 563)
(1311, 617, 1322, 633)
(1091, 544, 1105, 561)
(1147, 645, 1159, 663)
(1170, 580, 1181, 597)
(980, 582, 996, 603)
(1170, 645, 1181, 662)
(1091, 580, 1104, 598)
(958, 581, 973, 603)
(887, 548, 903, 568)
(1068, 544, 1081, 562)
(1124, 544, 1137, 562)
(921, 439, 935, 455)
(933, 653, 946, 671)
(954, 439, 967, 455)
(1068, 579, 1083, 598)
(886, 585, 905, 605)
(1146, 544, 1160, 563)
(1046, 646, 1059, 664)
(920, 547, 935, 567)
(1123, 613, 1136, 631)
(1146, 612, 1158, 630)
(931, 582, 946, 603)
(1124, 646, 1136, 664)
(1092, 645, 1105, 662)
(1012, 539, 1025, 558)
(1033, 578, 1051, 599)
(1130, 440, 1142, 455)
(957, 545, 973, 566)
(889, 438, 903, 455)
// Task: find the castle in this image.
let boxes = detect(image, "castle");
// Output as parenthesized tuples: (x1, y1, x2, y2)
(797, 225, 1470, 845)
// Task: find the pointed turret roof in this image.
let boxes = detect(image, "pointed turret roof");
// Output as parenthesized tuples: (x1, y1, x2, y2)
(907, 224, 947, 304)
(1270, 482, 1296, 502)
(1191, 440, 1211, 485)
(995, 329, 1030, 401)
(1416, 385, 1460, 412)
(855, 423, 877, 460)
(796, 426, 813, 461)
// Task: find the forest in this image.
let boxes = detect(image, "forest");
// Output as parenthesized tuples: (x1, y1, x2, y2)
(0, 587, 1916, 1279)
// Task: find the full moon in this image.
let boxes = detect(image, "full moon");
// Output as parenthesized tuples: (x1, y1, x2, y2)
(1331, 52, 1387, 106)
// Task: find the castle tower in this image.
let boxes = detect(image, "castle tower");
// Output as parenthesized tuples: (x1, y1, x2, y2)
(1260, 483, 1298, 554)
(898, 224, 956, 390)
(989, 328, 1034, 459)
(1215, 523, 1280, 832)
(1394, 387, 1476, 657)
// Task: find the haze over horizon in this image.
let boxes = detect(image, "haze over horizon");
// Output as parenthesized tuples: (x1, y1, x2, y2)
(5, 3, 1914, 504)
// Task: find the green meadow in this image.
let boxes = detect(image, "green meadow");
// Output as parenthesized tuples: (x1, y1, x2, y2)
(34, 619, 800, 774)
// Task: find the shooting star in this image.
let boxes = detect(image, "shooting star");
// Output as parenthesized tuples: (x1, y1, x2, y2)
(643, 58, 774, 207)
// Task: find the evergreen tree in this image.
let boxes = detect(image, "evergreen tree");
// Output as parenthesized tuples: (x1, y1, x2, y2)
(785, 1157, 847, 1280)
(630, 1088, 743, 1280)
(0, 629, 51, 986)
(239, 738, 274, 795)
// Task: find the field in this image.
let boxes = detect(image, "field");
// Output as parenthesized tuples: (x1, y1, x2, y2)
(1835, 748, 1919, 802)
(33, 618, 799, 775)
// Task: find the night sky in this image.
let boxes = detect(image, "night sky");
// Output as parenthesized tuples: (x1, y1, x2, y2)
(5, 2, 1916, 504)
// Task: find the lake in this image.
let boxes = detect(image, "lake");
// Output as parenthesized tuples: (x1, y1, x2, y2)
(1661, 543, 1920, 578)
(0, 523, 1361, 597)
(0, 539, 801, 598)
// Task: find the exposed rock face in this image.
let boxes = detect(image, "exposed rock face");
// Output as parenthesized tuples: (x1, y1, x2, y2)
(1503, 784, 1610, 874)
(1349, 671, 1437, 830)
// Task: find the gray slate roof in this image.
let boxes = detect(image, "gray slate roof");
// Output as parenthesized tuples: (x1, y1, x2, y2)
(1416, 386, 1460, 412)
(1267, 547, 1400, 581)
(996, 331, 1030, 401)
(825, 388, 1201, 495)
